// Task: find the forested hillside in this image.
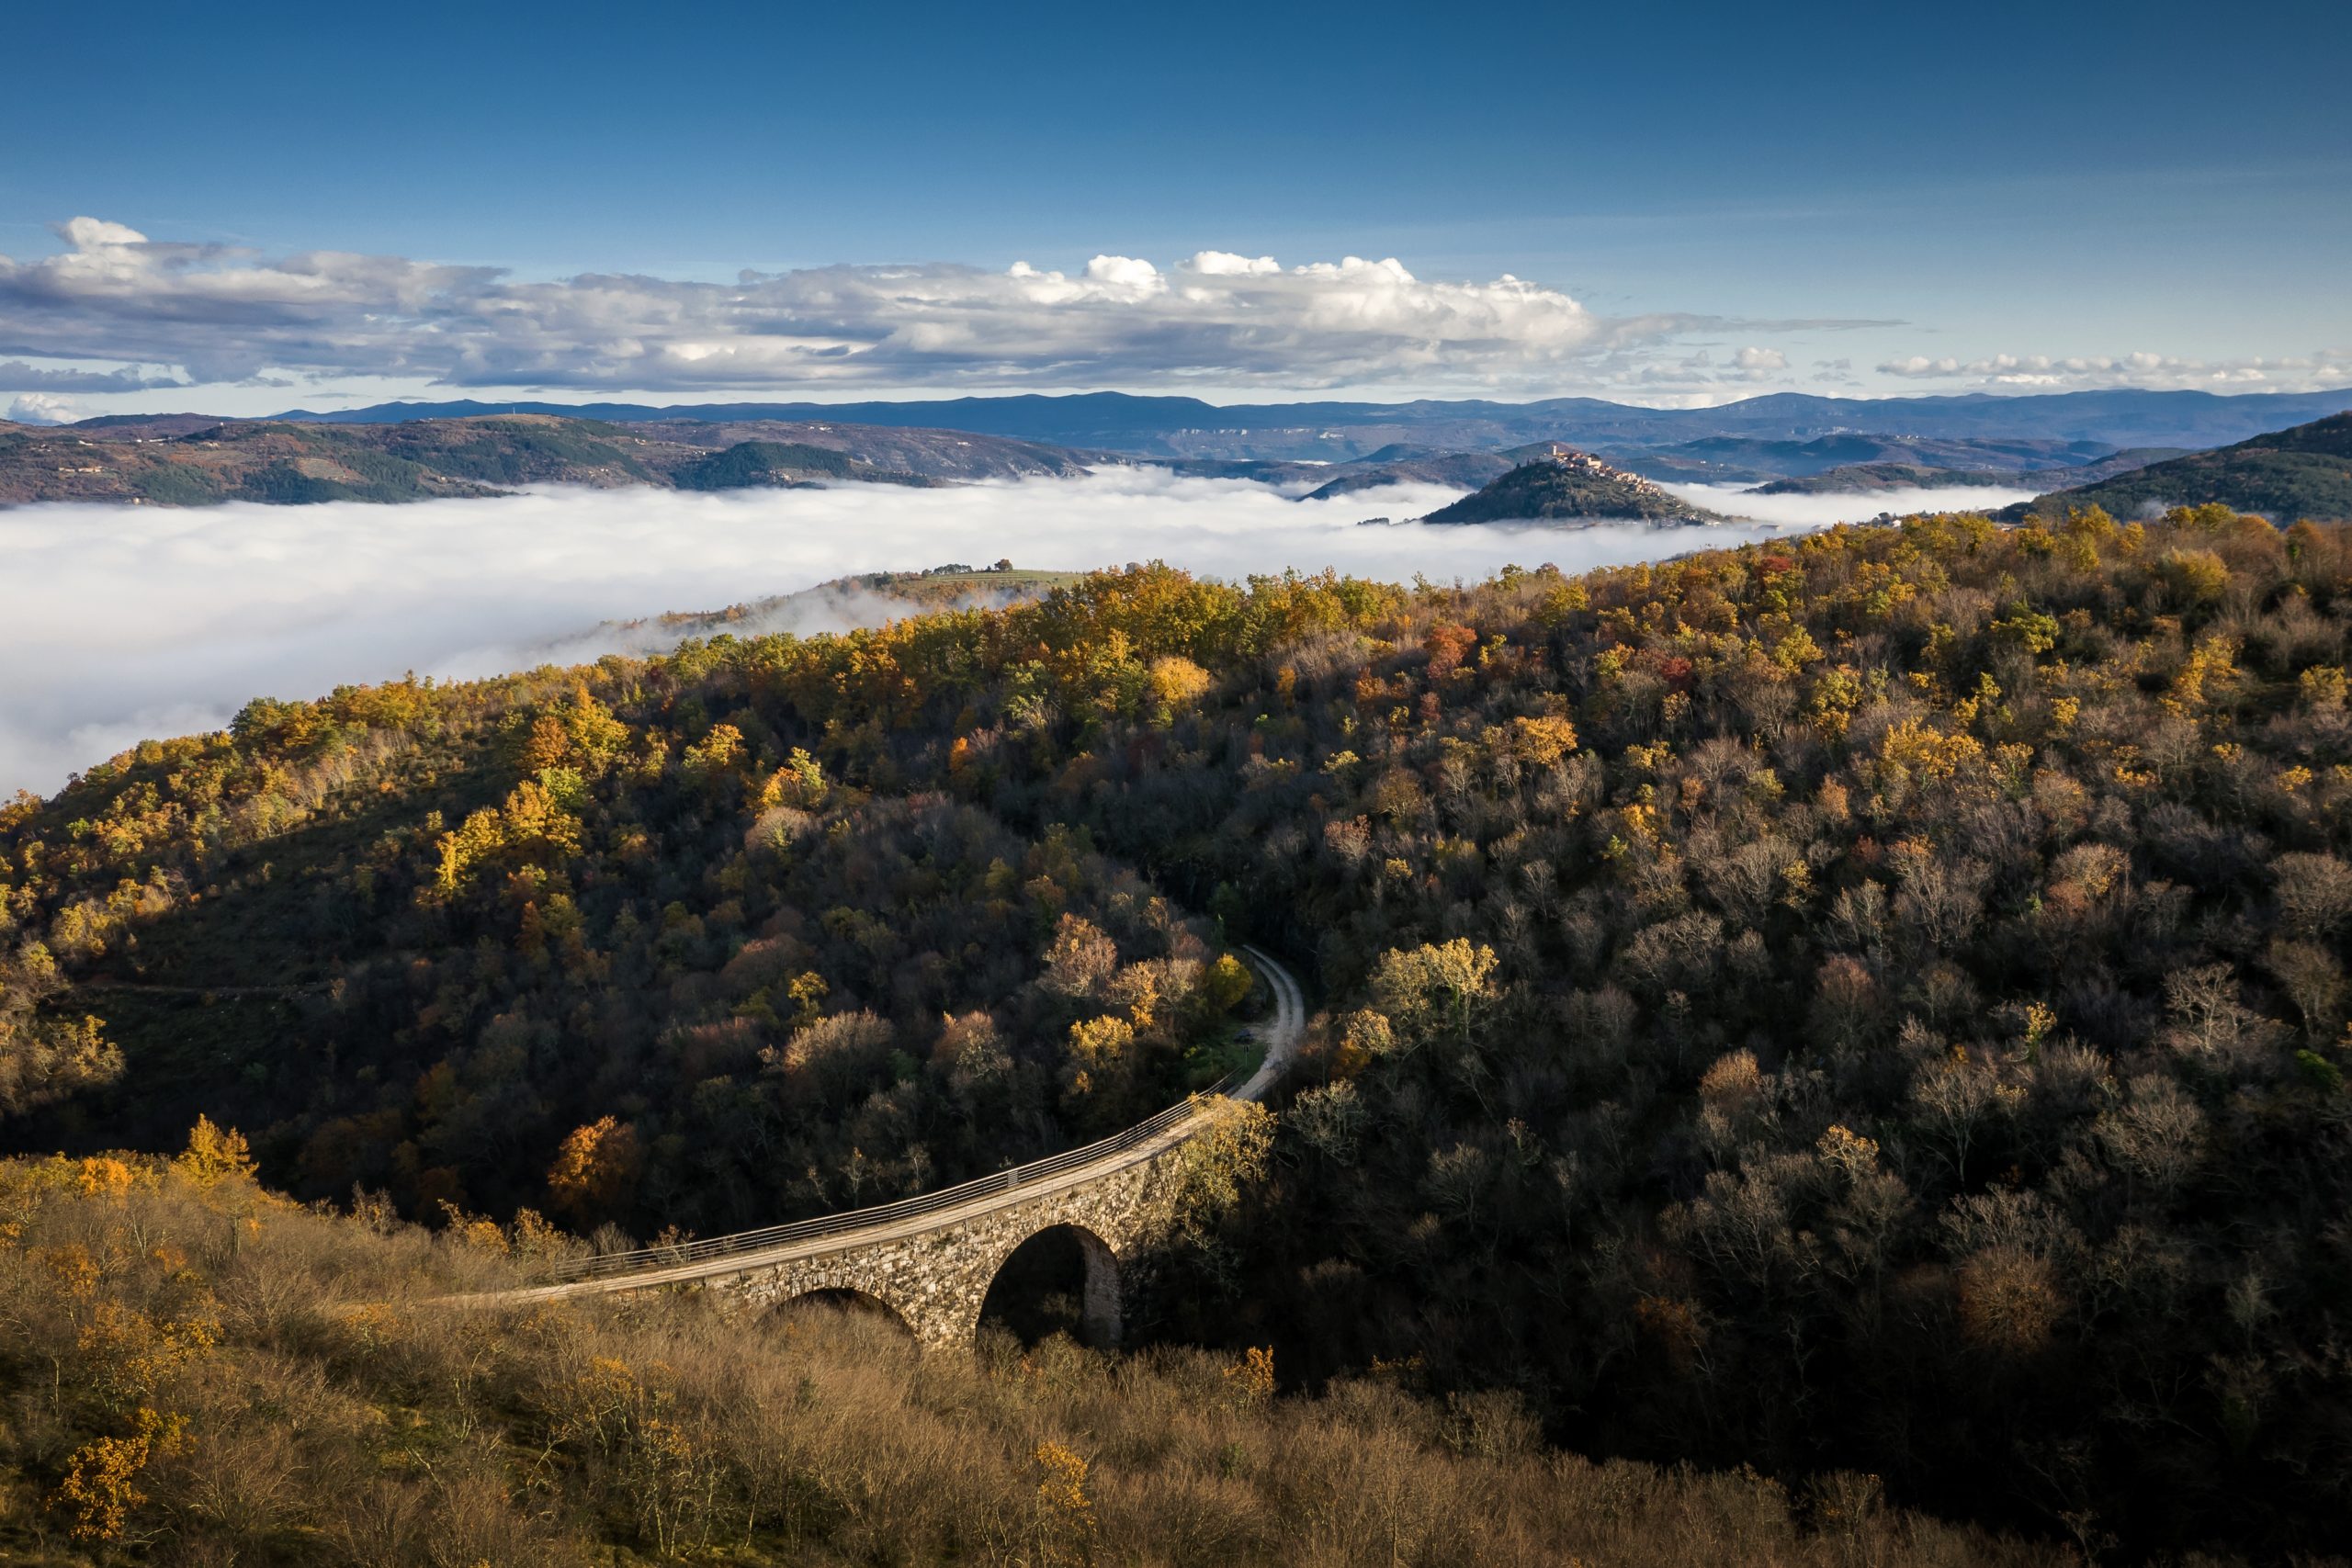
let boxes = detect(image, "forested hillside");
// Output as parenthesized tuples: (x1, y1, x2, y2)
(0, 672, 1263, 1237)
(2017, 412, 2352, 522)
(6, 503, 2352, 1555)
(1423, 450, 1726, 524)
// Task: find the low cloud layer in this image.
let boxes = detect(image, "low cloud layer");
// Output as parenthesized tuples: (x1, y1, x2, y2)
(0, 470, 2003, 796)
(1666, 482, 2037, 529)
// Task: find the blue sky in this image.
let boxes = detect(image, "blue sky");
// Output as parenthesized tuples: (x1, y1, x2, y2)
(3, 0, 2346, 418)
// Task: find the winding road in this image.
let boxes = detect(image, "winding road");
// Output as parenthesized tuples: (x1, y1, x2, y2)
(464, 943, 1304, 1307)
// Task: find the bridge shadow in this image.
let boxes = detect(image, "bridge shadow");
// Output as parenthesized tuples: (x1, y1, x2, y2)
(979, 1224, 1122, 1348)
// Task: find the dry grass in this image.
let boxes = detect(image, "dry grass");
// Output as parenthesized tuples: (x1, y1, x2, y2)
(0, 1150, 2092, 1566)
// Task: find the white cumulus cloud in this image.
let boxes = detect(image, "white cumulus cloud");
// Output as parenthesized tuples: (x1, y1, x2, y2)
(1186, 251, 1283, 276)
(58, 217, 151, 250)
(6, 392, 77, 424)
(22, 214, 2326, 405)
(0, 218, 1634, 397)
(1877, 348, 2352, 391)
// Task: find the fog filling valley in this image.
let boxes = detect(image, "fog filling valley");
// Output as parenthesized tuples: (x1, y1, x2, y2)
(0, 470, 2037, 795)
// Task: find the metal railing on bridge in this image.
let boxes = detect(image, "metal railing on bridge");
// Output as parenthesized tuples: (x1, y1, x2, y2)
(545, 1077, 1235, 1284)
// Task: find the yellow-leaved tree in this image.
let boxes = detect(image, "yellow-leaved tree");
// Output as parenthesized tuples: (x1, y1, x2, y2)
(546, 1115, 643, 1221)
(173, 1115, 256, 1188)
(1145, 654, 1212, 727)
(1368, 939, 1500, 1055)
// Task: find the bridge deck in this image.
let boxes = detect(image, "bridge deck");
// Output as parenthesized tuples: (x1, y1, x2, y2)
(462, 944, 1303, 1305)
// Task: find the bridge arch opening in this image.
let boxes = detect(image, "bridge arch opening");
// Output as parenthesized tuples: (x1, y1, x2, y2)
(979, 1224, 1122, 1348)
(774, 1287, 919, 1350)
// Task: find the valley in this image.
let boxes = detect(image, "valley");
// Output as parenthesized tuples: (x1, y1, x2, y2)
(8, 3, 2349, 1561)
(7, 507, 2352, 1558)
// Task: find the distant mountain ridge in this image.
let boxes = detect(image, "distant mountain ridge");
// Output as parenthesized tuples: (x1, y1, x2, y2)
(1745, 463, 2030, 496)
(1746, 446, 2189, 496)
(0, 413, 1090, 508)
(1615, 433, 2119, 485)
(17, 396, 2348, 516)
(257, 387, 2352, 460)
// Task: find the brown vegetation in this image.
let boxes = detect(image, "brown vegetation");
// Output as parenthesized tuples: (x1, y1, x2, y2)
(0, 1144, 2068, 1566)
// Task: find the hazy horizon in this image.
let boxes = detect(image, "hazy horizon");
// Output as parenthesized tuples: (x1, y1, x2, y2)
(16, 382, 2352, 432)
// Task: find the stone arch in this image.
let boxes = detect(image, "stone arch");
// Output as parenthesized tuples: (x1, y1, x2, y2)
(773, 1284, 918, 1341)
(979, 1222, 1125, 1348)
(686, 1129, 1183, 1354)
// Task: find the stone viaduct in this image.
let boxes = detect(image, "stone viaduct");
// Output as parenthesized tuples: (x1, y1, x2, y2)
(474, 946, 1302, 1350)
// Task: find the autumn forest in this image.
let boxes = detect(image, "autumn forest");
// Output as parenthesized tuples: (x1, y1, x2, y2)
(5, 503, 2351, 1562)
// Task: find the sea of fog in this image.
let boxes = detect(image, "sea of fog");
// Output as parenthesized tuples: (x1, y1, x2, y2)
(0, 469, 2035, 795)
